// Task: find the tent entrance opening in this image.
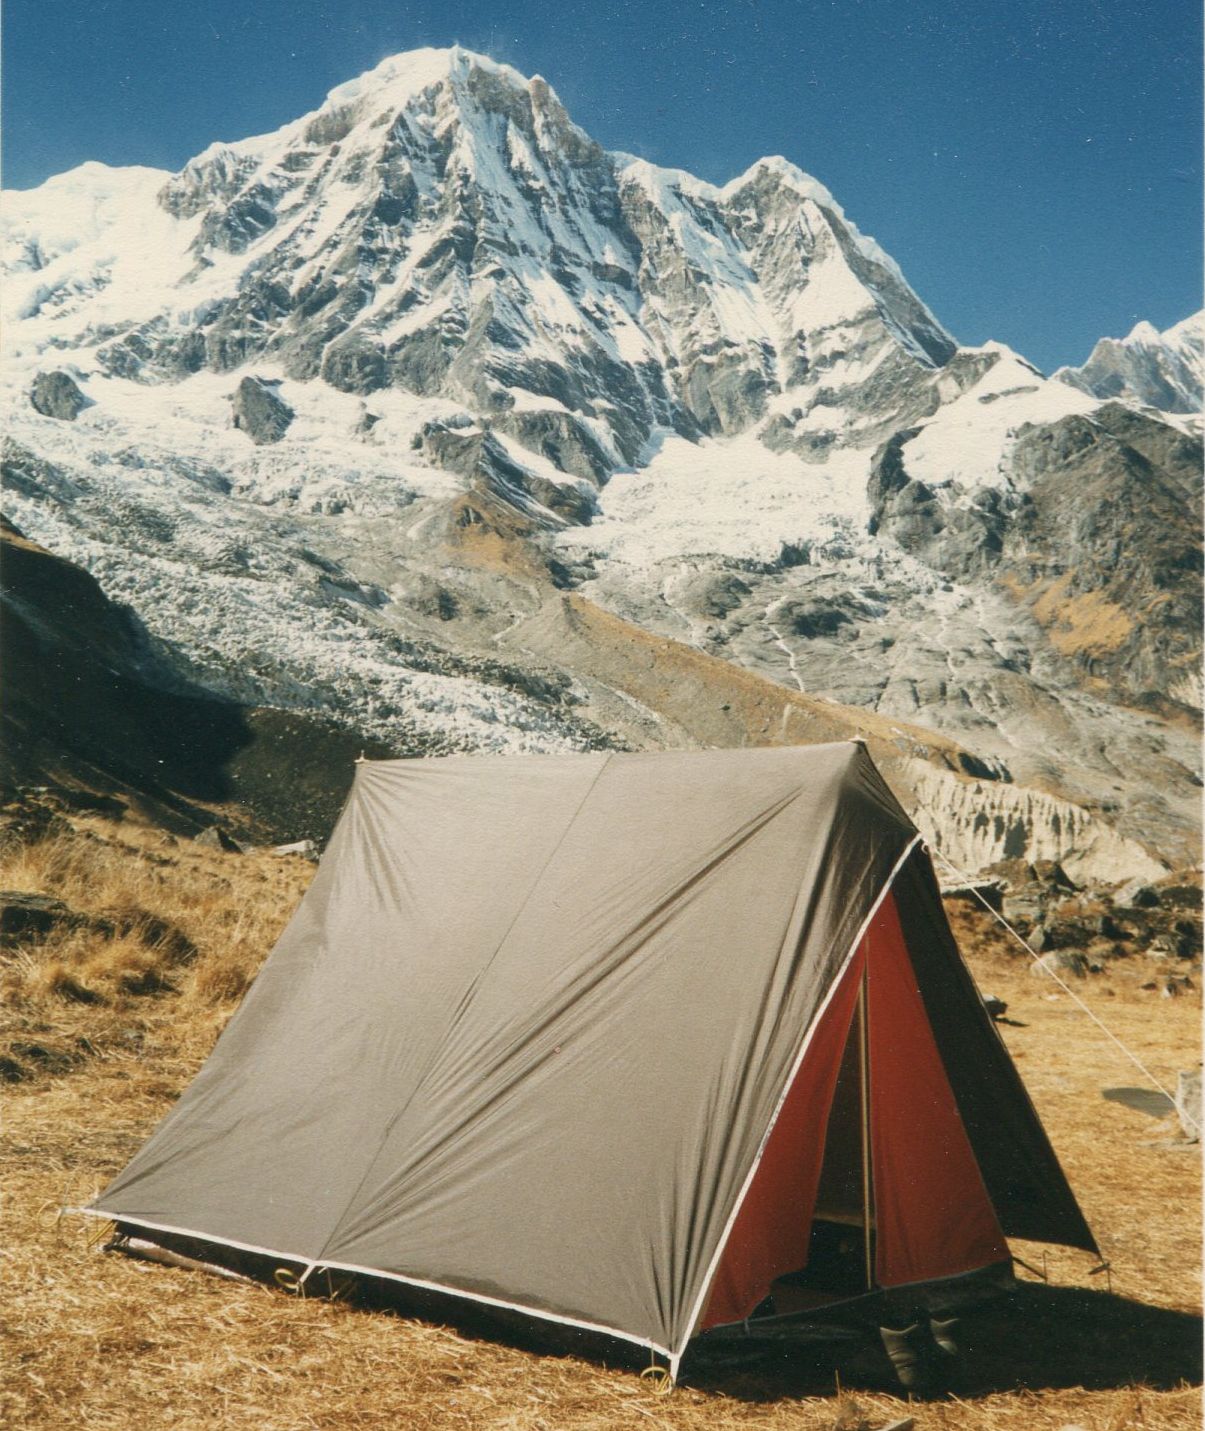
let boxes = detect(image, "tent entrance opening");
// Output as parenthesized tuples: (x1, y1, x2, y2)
(771, 975, 875, 1314)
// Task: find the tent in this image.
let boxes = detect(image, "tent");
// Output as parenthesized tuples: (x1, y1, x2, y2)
(83, 743, 1096, 1378)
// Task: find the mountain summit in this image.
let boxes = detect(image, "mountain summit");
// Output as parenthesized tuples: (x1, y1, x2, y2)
(7, 46, 953, 478)
(2, 48, 1200, 876)
(1055, 312, 1203, 414)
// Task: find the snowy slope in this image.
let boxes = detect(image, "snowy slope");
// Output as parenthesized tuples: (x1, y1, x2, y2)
(901, 344, 1098, 493)
(2, 378, 602, 755)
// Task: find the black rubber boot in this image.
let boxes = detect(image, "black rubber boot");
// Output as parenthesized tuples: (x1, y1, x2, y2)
(929, 1315, 960, 1358)
(879, 1322, 934, 1392)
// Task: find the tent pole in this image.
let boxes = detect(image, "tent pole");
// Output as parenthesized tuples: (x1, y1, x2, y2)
(858, 970, 874, 1291)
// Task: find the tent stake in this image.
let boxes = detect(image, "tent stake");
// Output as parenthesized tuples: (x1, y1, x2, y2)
(640, 1351, 674, 1396)
(1011, 1254, 1048, 1282)
(1088, 1259, 1113, 1294)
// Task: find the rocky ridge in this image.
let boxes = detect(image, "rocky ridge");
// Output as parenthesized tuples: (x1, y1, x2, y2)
(1055, 313, 1203, 417)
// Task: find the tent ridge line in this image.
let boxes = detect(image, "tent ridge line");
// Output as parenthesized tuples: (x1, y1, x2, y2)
(67, 1206, 674, 1361)
(669, 831, 923, 1378)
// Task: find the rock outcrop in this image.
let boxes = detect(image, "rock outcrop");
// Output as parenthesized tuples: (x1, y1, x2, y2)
(30, 371, 86, 421)
(899, 757, 1168, 887)
(231, 376, 293, 445)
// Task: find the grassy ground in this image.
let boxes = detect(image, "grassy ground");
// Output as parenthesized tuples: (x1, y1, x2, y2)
(2, 817, 1200, 1430)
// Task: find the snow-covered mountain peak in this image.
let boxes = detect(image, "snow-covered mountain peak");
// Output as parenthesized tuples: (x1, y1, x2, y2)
(1055, 309, 1202, 415)
(2, 46, 1200, 877)
(1124, 319, 1161, 344)
(720, 154, 837, 210)
(157, 43, 594, 228)
(956, 339, 1042, 373)
(3, 45, 969, 475)
(308, 45, 586, 156)
(323, 45, 506, 105)
(1165, 310, 1204, 345)
(613, 154, 718, 204)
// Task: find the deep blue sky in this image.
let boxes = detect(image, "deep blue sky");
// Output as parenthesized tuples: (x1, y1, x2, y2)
(3, 0, 1200, 371)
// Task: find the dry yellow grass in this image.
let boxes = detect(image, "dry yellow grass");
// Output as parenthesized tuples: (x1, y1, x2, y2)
(1028, 575, 1135, 657)
(1, 816, 1200, 1430)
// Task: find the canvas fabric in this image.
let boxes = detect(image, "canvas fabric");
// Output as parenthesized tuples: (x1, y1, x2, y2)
(91, 742, 1094, 1358)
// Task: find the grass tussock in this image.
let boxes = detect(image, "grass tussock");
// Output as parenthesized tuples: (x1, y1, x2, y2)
(1, 814, 1200, 1430)
(0, 820, 312, 1084)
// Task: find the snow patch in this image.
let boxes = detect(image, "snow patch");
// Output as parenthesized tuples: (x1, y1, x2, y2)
(903, 349, 1097, 494)
(558, 431, 872, 567)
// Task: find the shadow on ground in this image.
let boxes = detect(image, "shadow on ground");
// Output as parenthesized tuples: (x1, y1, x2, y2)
(1, 518, 396, 842)
(684, 1282, 1202, 1401)
(110, 1231, 1202, 1403)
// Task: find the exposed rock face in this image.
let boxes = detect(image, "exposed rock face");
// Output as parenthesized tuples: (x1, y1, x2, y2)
(490, 409, 612, 483)
(900, 758, 1168, 887)
(1004, 405, 1203, 707)
(0, 46, 1199, 874)
(415, 419, 597, 524)
(232, 377, 293, 445)
(0, 892, 82, 945)
(865, 402, 1204, 707)
(30, 371, 86, 421)
(1055, 313, 1203, 415)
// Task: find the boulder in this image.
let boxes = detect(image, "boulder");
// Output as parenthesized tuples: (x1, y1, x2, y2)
(1035, 918, 1095, 953)
(1176, 1069, 1201, 1141)
(1116, 879, 1162, 909)
(1029, 950, 1089, 980)
(270, 839, 318, 861)
(193, 826, 243, 853)
(0, 800, 73, 848)
(30, 370, 87, 421)
(0, 891, 82, 945)
(1002, 885, 1048, 930)
(1031, 859, 1077, 891)
(939, 875, 1005, 913)
(1172, 918, 1203, 959)
(1157, 885, 1202, 913)
(3, 1041, 80, 1079)
(232, 376, 293, 445)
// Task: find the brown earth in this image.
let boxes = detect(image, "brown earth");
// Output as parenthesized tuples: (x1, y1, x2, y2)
(1, 815, 1200, 1430)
